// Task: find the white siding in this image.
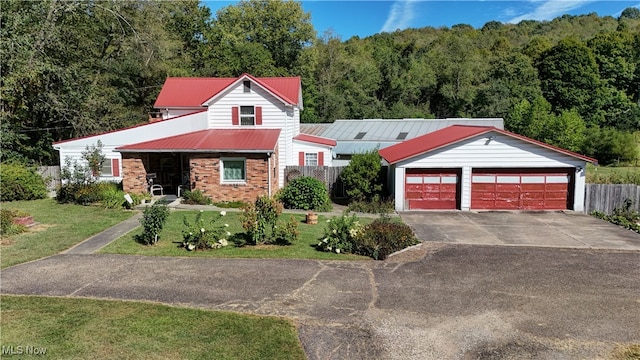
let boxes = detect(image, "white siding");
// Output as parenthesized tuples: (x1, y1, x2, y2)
(292, 141, 332, 167)
(206, 81, 299, 188)
(54, 112, 208, 177)
(394, 133, 588, 211)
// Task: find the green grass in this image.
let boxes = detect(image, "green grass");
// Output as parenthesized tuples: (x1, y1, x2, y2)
(101, 210, 370, 260)
(0, 199, 134, 268)
(0, 295, 305, 360)
(586, 164, 640, 184)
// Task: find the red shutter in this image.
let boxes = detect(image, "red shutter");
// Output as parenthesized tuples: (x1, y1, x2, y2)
(112, 159, 120, 177)
(318, 152, 324, 166)
(298, 152, 305, 166)
(231, 107, 239, 125)
(255, 106, 262, 125)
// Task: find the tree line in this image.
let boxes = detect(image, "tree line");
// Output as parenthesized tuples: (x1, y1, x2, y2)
(2, 0, 639, 165)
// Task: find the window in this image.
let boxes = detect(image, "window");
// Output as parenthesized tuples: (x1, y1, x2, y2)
(305, 153, 318, 166)
(100, 160, 112, 176)
(243, 80, 251, 93)
(240, 106, 255, 125)
(221, 158, 246, 182)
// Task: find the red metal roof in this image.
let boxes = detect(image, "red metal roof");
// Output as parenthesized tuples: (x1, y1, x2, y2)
(116, 129, 281, 153)
(154, 74, 301, 108)
(379, 125, 597, 164)
(293, 133, 336, 147)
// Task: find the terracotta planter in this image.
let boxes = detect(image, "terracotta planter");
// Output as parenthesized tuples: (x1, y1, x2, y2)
(13, 216, 34, 227)
(306, 212, 318, 225)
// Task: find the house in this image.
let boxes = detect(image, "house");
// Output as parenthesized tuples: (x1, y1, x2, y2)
(379, 125, 596, 212)
(53, 74, 595, 211)
(53, 74, 334, 202)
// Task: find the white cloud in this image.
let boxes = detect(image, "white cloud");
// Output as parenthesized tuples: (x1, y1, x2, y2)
(507, 0, 596, 24)
(381, 0, 417, 33)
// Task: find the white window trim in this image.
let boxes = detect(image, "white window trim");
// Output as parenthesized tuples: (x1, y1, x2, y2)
(220, 157, 246, 184)
(240, 105, 255, 126)
(305, 152, 318, 166)
(100, 159, 113, 177)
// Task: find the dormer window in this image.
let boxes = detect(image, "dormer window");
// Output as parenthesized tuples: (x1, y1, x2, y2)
(240, 106, 255, 125)
(243, 80, 251, 93)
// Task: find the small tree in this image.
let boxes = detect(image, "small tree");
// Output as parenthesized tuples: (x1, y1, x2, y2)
(136, 204, 170, 245)
(82, 140, 106, 178)
(340, 150, 384, 202)
(240, 195, 283, 245)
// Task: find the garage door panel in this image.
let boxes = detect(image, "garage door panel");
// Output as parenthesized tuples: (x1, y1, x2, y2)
(472, 169, 572, 210)
(406, 169, 460, 210)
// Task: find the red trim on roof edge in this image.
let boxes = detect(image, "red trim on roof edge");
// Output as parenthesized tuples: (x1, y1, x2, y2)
(53, 110, 207, 146)
(379, 125, 596, 164)
(293, 133, 336, 147)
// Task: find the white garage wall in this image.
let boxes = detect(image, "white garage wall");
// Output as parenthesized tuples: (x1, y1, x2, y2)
(394, 133, 588, 211)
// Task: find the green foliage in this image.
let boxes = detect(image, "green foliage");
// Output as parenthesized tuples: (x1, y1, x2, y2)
(136, 204, 170, 245)
(346, 197, 395, 214)
(240, 195, 283, 245)
(352, 217, 419, 260)
(317, 212, 363, 254)
(587, 166, 640, 185)
(81, 140, 106, 178)
(278, 176, 331, 211)
(591, 199, 640, 234)
(181, 211, 231, 250)
(0, 162, 48, 202)
(213, 201, 248, 208)
(0, 209, 29, 236)
(581, 127, 637, 166)
(181, 189, 212, 205)
(340, 150, 384, 203)
(273, 216, 299, 245)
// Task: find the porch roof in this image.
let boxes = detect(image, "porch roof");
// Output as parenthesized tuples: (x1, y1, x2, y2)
(115, 129, 281, 153)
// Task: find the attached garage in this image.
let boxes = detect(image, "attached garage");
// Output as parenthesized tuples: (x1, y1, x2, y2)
(379, 125, 596, 212)
(471, 168, 572, 210)
(405, 169, 460, 210)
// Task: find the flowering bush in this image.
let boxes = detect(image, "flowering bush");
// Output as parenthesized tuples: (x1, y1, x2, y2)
(273, 216, 299, 245)
(181, 210, 231, 250)
(317, 212, 363, 254)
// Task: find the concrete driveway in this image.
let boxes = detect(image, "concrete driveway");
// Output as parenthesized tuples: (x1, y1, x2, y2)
(400, 211, 640, 250)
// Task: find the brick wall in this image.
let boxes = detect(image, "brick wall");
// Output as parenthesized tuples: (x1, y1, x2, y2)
(122, 154, 147, 194)
(189, 153, 273, 203)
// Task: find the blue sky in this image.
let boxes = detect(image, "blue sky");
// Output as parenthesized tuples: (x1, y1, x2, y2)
(204, 0, 640, 39)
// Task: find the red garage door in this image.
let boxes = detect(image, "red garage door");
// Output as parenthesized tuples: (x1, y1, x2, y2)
(405, 169, 460, 210)
(471, 169, 572, 210)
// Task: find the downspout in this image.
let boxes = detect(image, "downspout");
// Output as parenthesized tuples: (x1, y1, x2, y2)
(267, 152, 272, 196)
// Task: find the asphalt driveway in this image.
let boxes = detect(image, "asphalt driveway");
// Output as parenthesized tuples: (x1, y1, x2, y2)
(400, 211, 640, 250)
(2, 246, 640, 359)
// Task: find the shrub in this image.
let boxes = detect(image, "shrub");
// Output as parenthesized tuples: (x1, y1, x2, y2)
(0, 162, 47, 202)
(273, 216, 299, 245)
(135, 204, 170, 245)
(213, 201, 248, 208)
(353, 217, 419, 260)
(0, 209, 29, 236)
(340, 150, 384, 202)
(240, 195, 283, 245)
(181, 189, 212, 205)
(317, 212, 363, 254)
(347, 196, 395, 214)
(278, 176, 331, 211)
(181, 210, 230, 250)
(591, 198, 640, 234)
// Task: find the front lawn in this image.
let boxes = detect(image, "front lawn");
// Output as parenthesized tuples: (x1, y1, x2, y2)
(100, 210, 369, 260)
(0, 295, 305, 360)
(0, 199, 134, 268)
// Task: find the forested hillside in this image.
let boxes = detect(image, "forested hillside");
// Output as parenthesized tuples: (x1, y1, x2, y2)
(2, 0, 639, 165)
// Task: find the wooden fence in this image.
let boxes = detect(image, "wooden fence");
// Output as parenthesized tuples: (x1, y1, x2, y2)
(584, 184, 640, 214)
(37, 166, 61, 191)
(284, 166, 346, 198)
